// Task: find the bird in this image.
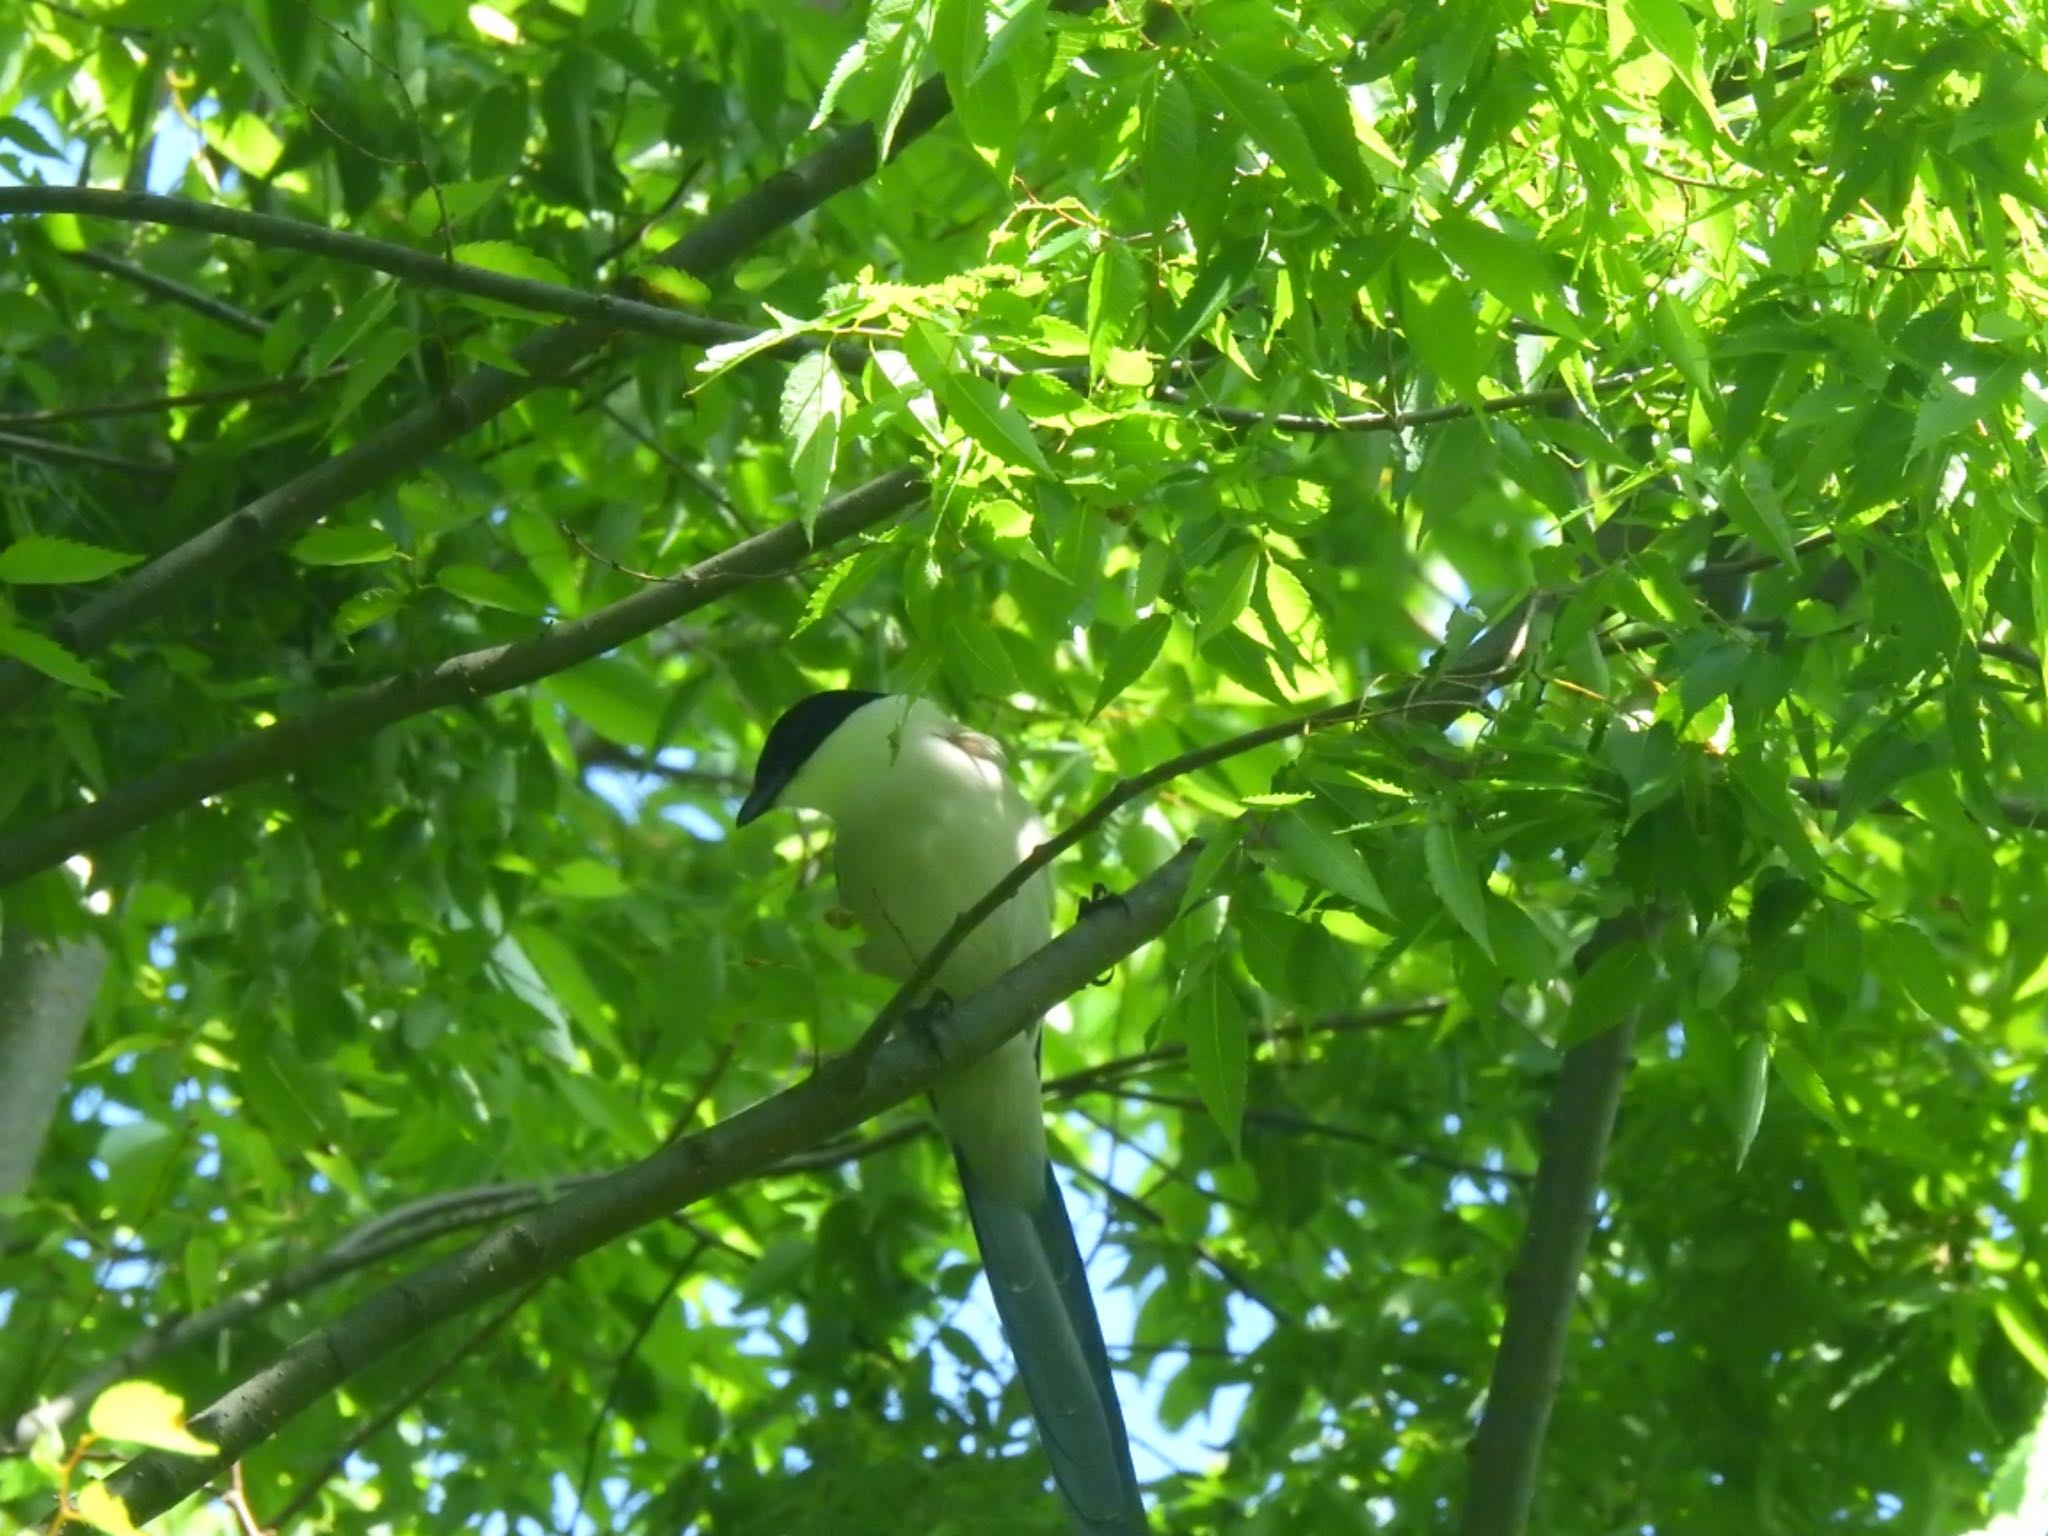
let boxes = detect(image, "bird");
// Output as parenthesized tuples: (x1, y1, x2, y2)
(737, 689, 1149, 1535)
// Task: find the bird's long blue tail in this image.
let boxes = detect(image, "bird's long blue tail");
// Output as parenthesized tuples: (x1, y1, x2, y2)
(957, 1157, 1149, 1534)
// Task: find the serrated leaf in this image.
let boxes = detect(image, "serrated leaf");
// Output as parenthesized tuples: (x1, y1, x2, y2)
(811, 39, 868, 128)
(1087, 243, 1144, 384)
(1170, 954, 1247, 1155)
(1653, 289, 1713, 399)
(1195, 544, 1260, 646)
(1195, 58, 1328, 201)
(1271, 808, 1390, 915)
(780, 352, 847, 519)
(543, 657, 664, 748)
(307, 283, 397, 376)
(291, 526, 398, 566)
(327, 328, 417, 433)
(0, 624, 112, 695)
(88, 1381, 216, 1456)
(1399, 240, 1485, 403)
(1424, 805, 1492, 957)
(1090, 613, 1171, 719)
(0, 535, 143, 585)
(1560, 940, 1654, 1046)
(1882, 921, 1961, 1026)
(943, 373, 1051, 474)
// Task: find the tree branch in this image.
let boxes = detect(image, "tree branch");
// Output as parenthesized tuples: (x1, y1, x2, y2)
(849, 599, 1540, 1065)
(1457, 911, 1654, 1536)
(17, 996, 1445, 1446)
(0, 371, 344, 429)
(0, 429, 168, 478)
(263, 1276, 546, 1530)
(2, 188, 764, 348)
(0, 70, 961, 716)
(84, 838, 1205, 1527)
(1161, 369, 1657, 436)
(60, 248, 266, 337)
(0, 468, 926, 888)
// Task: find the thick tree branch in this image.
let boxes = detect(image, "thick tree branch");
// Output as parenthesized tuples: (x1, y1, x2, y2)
(1457, 911, 1654, 1536)
(0, 71, 959, 716)
(0, 468, 926, 889)
(16, 996, 1448, 1444)
(86, 839, 1205, 1527)
(263, 1277, 547, 1531)
(0, 933, 108, 1207)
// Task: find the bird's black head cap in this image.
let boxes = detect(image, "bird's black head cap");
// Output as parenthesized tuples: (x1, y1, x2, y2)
(735, 689, 886, 826)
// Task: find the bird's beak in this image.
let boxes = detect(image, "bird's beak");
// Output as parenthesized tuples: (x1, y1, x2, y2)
(735, 774, 782, 827)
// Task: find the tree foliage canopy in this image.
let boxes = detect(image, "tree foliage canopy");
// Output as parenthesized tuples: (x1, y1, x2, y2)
(3, 0, 2048, 1532)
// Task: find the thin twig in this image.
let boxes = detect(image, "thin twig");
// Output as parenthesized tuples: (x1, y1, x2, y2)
(1159, 368, 1657, 436)
(87, 841, 1206, 1525)
(0, 370, 345, 428)
(265, 1278, 547, 1529)
(563, 1241, 707, 1535)
(847, 643, 1522, 1071)
(0, 468, 927, 888)
(61, 248, 266, 336)
(0, 430, 168, 478)
(1065, 1164, 1294, 1325)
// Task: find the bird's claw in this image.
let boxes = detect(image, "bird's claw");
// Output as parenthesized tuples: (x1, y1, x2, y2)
(1079, 882, 1127, 986)
(904, 991, 955, 1062)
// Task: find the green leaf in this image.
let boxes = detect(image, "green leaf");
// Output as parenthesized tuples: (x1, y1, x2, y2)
(1732, 1035, 1769, 1169)
(1881, 921, 1961, 1026)
(1623, 0, 1724, 126)
(543, 657, 664, 749)
(1399, 240, 1485, 403)
(1195, 544, 1261, 646)
(1170, 954, 1247, 1155)
(88, 1383, 216, 1456)
(452, 240, 569, 287)
(1143, 73, 1198, 236)
(326, 328, 418, 433)
(1998, 1297, 2048, 1381)
(1271, 808, 1390, 915)
(306, 283, 398, 376)
(1087, 243, 1144, 385)
(1432, 212, 1587, 342)
(942, 373, 1052, 474)
(1560, 940, 1655, 1046)
(0, 535, 143, 585)
(0, 624, 112, 695)
(1194, 58, 1328, 201)
(1424, 804, 1492, 957)
(291, 526, 399, 567)
(780, 351, 847, 519)
(1090, 612, 1171, 719)
(334, 586, 404, 637)
(1653, 289, 1713, 399)
(437, 563, 548, 616)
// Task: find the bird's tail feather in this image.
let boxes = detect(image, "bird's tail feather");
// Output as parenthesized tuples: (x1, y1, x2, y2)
(957, 1156, 1149, 1535)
